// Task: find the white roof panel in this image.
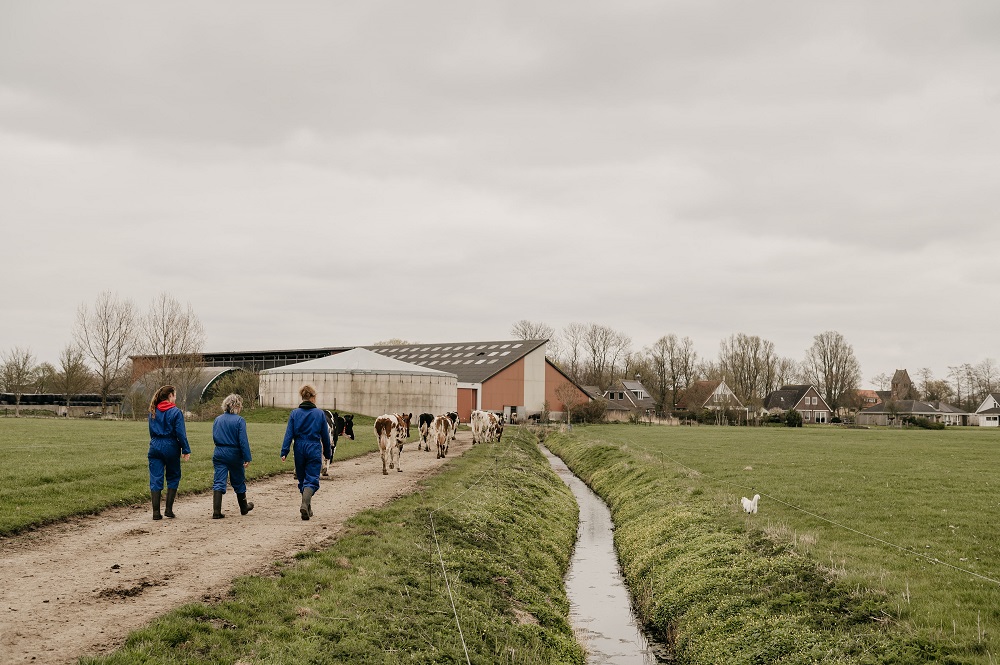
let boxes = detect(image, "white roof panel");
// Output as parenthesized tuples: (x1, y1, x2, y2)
(260, 347, 456, 378)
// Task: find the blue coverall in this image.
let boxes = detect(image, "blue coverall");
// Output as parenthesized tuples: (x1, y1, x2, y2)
(212, 412, 253, 494)
(148, 406, 191, 491)
(280, 403, 332, 493)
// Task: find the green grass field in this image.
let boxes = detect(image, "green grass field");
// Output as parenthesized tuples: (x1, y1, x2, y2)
(0, 410, 379, 535)
(543, 424, 1000, 664)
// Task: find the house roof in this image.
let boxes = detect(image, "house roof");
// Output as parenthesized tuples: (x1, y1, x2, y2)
(677, 380, 743, 410)
(858, 399, 968, 416)
(260, 347, 456, 378)
(362, 339, 547, 384)
(763, 385, 831, 412)
(581, 385, 605, 400)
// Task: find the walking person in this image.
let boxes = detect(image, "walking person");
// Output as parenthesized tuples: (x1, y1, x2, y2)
(211, 393, 254, 519)
(280, 385, 331, 520)
(147, 385, 191, 520)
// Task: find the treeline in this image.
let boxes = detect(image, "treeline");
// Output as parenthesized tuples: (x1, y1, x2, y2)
(1, 291, 205, 417)
(510, 320, 998, 416)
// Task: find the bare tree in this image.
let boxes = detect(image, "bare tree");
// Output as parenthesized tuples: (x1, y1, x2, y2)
(509, 320, 554, 340)
(1, 347, 37, 417)
(557, 322, 587, 383)
(801, 331, 862, 412)
(582, 324, 631, 389)
(717, 333, 780, 414)
(56, 344, 93, 410)
(645, 334, 698, 414)
(871, 372, 891, 392)
(138, 293, 206, 411)
(32, 362, 57, 393)
(774, 357, 800, 388)
(555, 381, 585, 425)
(74, 291, 138, 416)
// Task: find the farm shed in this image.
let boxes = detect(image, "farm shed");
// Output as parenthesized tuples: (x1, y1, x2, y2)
(258, 347, 457, 417)
(363, 339, 589, 423)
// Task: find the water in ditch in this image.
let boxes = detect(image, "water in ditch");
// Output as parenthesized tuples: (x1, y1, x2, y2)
(543, 446, 668, 664)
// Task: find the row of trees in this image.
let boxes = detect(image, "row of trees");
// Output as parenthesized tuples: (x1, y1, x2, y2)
(1, 291, 205, 416)
(509, 320, 1000, 417)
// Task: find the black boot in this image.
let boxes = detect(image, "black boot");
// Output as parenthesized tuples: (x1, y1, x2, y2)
(300, 488, 314, 520)
(212, 490, 225, 519)
(164, 488, 177, 518)
(151, 490, 162, 521)
(237, 492, 254, 515)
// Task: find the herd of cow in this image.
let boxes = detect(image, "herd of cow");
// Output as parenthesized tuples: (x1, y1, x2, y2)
(316, 409, 507, 477)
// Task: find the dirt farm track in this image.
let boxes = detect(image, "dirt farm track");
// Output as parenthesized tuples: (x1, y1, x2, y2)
(0, 432, 474, 665)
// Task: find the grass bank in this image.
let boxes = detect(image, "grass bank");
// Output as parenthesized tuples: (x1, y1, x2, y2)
(81, 428, 584, 665)
(541, 424, 1000, 664)
(0, 410, 377, 536)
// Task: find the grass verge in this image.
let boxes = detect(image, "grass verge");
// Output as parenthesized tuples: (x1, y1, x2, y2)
(540, 425, 990, 664)
(80, 428, 584, 665)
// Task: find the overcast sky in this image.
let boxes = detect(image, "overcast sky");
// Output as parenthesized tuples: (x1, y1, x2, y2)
(2, 1, 998, 386)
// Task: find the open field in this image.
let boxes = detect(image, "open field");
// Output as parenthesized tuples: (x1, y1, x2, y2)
(0, 410, 378, 536)
(544, 424, 1000, 664)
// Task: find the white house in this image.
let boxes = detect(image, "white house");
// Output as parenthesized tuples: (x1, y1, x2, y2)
(975, 393, 1000, 427)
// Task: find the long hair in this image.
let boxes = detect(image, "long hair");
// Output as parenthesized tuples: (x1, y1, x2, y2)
(299, 385, 317, 402)
(149, 385, 176, 416)
(222, 393, 243, 414)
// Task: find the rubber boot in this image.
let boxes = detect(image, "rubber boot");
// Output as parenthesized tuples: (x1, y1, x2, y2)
(300, 488, 314, 520)
(212, 490, 225, 519)
(164, 488, 177, 518)
(151, 490, 162, 521)
(237, 492, 254, 515)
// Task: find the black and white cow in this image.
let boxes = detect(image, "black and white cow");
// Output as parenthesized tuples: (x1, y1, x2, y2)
(446, 411, 459, 440)
(417, 412, 435, 451)
(321, 411, 355, 476)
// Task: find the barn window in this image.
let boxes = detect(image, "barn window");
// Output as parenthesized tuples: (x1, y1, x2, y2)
(476, 360, 486, 364)
(500, 351, 510, 356)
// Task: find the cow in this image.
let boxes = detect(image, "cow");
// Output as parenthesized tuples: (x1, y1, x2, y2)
(432, 414, 453, 458)
(471, 410, 505, 445)
(374, 414, 408, 475)
(417, 412, 435, 451)
(321, 411, 355, 477)
(396, 412, 413, 440)
(446, 411, 459, 440)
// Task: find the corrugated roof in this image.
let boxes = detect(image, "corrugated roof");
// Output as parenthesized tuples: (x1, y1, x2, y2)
(362, 339, 547, 384)
(260, 347, 456, 378)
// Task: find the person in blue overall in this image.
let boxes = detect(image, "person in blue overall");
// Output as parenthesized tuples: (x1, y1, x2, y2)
(280, 385, 331, 520)
(211, 393, 254, 519)
(147, 385, 191, 520)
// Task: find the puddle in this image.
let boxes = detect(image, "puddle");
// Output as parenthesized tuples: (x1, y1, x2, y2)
(543, 446, 666, 664)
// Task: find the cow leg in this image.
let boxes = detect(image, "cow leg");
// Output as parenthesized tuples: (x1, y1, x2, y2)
(321, 457, 329, 476)
(379, 440, 389, 475)
(396, 443, 404, 472)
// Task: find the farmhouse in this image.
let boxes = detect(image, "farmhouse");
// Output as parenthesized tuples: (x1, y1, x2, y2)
(676, 380, 743, 412)
(855, 399, 970, 426)
(763, 385, 832, 424)
(602, 377, 657, 422)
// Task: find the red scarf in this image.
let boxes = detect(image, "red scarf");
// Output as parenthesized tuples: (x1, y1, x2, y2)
(157, 401, 177, 412)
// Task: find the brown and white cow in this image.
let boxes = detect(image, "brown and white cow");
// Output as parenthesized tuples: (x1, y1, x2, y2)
(432, 414, 453, 458)
(470, 410, 504, 444)
(374, 414, 408, 475)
